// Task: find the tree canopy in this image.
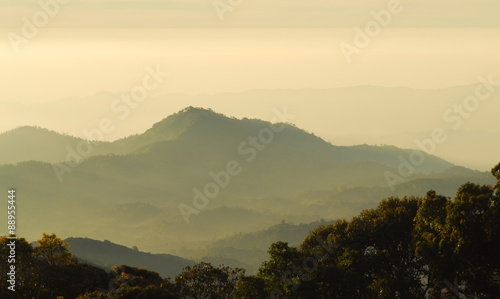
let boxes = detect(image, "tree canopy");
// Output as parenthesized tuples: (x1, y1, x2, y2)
(239, 163, 500, 298)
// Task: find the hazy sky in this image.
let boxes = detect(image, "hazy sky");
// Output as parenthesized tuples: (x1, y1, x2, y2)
(1, 0, 499, 103)
(1, 28, 500, 103)
(1, 0, 499, 28)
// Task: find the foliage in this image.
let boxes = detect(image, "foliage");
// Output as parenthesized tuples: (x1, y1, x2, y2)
(0, 234, 108, 299)
(232, 163, 500, 298)
(175, 262, 245, 299)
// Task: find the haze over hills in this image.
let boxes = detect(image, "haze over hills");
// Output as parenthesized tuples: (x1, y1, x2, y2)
(332, 130, 500, 171)
(195, 220, 333, 274)
(65, 237, 195, 278)
(0, 107, 495, 272)
(0, 127, 91, 166)
(1, 85, 499, 170)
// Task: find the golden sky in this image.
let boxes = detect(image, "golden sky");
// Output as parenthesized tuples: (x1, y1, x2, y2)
(1, 0, 499, 102)
(1, 28, 500, 103)
(1, 0, 499, 28)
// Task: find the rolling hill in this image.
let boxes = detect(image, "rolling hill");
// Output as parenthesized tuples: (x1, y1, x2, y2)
(0, 107, 495, 262)
(65, 237, 195, 278)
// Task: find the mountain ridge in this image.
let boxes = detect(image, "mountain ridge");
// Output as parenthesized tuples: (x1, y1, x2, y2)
(65, 237, 195, 278)
(1, 106, 455, 173)
(0, 106, 494, 257)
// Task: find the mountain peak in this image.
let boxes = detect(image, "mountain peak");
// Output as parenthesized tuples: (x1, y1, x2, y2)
(1, 125, 80, 140)
(2, 125, 49, 135)
(110, 106, 231, 152)
(179, 106, 213, 114)
(147, 106, 228, 134)
(174, 106, 225, 119)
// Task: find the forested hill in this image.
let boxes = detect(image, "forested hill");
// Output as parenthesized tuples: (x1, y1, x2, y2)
(0, 107, 493, 256)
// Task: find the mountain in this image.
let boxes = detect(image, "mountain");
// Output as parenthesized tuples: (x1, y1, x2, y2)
(0, 85, 490, 141)
(65, 237, 195, 278)
(331, 130, 500, 171)
(1, 85, 498, 171)
(0, 126, 92, 165)
(0, 107, 495, 261)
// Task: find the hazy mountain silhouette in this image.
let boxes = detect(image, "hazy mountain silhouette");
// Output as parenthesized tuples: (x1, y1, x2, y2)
(0, 107, 494, 262)
(65, 237, 195, 278)
(1, 85, 498, 170)
(0, 126, 90, 165)
(198, 220, 333, 273)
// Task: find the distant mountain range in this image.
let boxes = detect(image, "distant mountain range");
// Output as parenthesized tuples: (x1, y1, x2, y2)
(0, 106, 495, 272)
(64, 221, 328, 277)
(65, 237, 195, 278)
(1, 86, 498, 170)
(331, 130, 500, 171)
(197, 220, 333, 274)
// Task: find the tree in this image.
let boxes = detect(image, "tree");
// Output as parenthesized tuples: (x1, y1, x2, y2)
(444, 181, 500, 297)
(492, 162, 500, 190)
(80, 265, 177, 299)
(257, 241, 307, 297)
(1, 233, 109, 299)
(413, 191, 451, 297)
(110, 265, 164, 289)
(34, 234, 110, 298)
(0, 236, 38, 298)
(46, 263, 109, 299)
(175, 262, 244, 299)
(232, 276, 267, 299)
(34, 233, 77, 266)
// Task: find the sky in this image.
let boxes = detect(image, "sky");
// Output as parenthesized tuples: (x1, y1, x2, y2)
(1, 0, 500, 28)
(1, 0, 500, 103)
(1, 27, 500, 103)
